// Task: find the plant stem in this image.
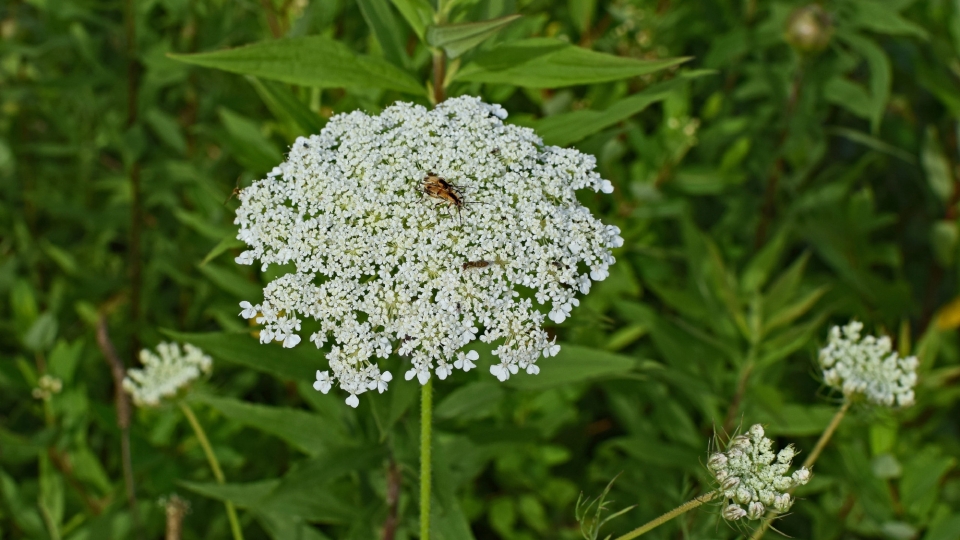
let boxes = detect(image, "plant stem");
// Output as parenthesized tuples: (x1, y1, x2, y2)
(432, 52, 446, 105)
(179, 402, 245, 540)
(749, 399, 851, 540)
(614, 490, 718, 540)
(420, 378, 434, 539)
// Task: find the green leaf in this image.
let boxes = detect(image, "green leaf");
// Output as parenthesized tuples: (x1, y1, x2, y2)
(180, 479, 280, 508)
(358, 0, 410, 68)
(752, 404, 838, 436)
(741, 228, 788, 294)
(455, 37, 689, 88)
(390, 0, 434, 41)
(828, 126, 916, 164)
(900, 448, 955, 519)
(161, 330, 319, 382)
(922, 126, 954, 203)
(849, 0, 929, 39)
(824, 77, 874, 121)
(169, 36, 423, 94)
(505, 344, 639, 390)
(192, 394, 337, 455)
(144, 108, 187, 154)
(218, 108, 283, 174)
(256, 512, 332, 540)
(426, 15, 521, 59)
(533, 73, 710, 146)
(435, 381, 504, 420)
(841, 32, 892, 133)
(247, 77, 325, 136)
(197, 263, 262, 300)
(926, 514, 960, 540)
(567, 0, 597, 35)
(201, 235, 245, 266)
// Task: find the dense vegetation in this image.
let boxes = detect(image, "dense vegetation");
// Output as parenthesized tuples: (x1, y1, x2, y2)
(2, 0, 960, 538)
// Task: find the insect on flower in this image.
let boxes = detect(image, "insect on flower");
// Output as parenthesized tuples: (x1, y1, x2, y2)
(462, 260, 491, 271)
(422, 172, 486, 224)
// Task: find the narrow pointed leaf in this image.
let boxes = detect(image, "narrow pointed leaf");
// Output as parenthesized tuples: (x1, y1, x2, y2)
(390, 0, 434, 41)
(247, 77, 325, 135)
(426, 15, 521, 59)
(169, 36, 423, 94)
(357, 0, 409, 68)
(455, 37, 689, 88)
(535, 74, 709, 146)
(161, 330, 319, 382)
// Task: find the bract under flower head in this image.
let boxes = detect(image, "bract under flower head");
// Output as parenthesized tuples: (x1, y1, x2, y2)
(234, 96, 622, 406)
(707, 424, 810, 521)
(819, 321, 918, 407)
(123, 343, 212, 407)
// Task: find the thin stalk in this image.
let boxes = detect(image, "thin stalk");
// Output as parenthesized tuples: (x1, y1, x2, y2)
(179, 402, 244, 540)
(749, 400, 852, 540)
(432, 52, 446, 105)
(614, 490, 718, 540)
(420, 378, 434, 540)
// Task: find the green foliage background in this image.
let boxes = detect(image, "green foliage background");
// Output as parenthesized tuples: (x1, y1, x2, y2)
(3, 0, 960, 538)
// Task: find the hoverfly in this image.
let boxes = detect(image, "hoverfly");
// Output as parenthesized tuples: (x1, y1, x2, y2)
(223, 176, 243, 205)
(462, 260, 491, 271)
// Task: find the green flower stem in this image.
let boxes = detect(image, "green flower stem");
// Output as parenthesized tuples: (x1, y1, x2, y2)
(749, 399, 852, 540)
(179, 402, 244, 540)
(420, 377, 434, 540)
(614, 490, 718, 540)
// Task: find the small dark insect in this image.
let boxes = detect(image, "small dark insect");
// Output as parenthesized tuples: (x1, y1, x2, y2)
(491, 148, 500, 155)
(302, 142, 310, 148)
(462, 260, 491, 271)
(223, 177, 242, 205)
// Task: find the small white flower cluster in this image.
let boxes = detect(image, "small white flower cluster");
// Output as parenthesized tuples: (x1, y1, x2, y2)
(32, 374, 63, 400)
(234, 96, 622, 406)
(122, 343, 212, 407)
(708, 424, 811, 521)
(819, 321, 918, 407)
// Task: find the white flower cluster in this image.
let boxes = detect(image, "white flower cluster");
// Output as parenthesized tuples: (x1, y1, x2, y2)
(122, 343, 212, 407)
(819, 321, 918, 407)
(234, 96, 622, 406)
(32, 374, 63, 400)
(708, 424, 811, 521)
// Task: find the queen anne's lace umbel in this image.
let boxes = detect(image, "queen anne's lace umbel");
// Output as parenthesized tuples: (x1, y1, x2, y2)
(234, 97, 622, 406)
(708, 425, 811, 521)
(123, 343, 213, 407)
(819, 321, 918, 407)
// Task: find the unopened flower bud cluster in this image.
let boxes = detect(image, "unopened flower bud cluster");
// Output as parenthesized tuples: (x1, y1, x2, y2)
(32, 374, 63, 400)
(708, 424, 810, 521)
(819, 321, 918, 407)
(122, 343, 212, 407)
(234, 96, 622, 406)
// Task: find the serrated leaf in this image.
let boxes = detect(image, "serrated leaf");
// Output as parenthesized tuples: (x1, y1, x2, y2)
(192, 394, 336, 455)
(169, 36, 423, 94)
(358, 0, 410, 68)
(247, 77, 325, 136)
(161, 330, 319, 382)
(505, 344, 639, 390)
(455, 37, 689, 88)
(427, 15, 521, 59)
(534, 72, 710, 146)
(390, 0, 434, 41)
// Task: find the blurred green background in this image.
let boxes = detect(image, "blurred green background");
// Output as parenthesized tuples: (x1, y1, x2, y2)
(2, 0, 960, 538)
